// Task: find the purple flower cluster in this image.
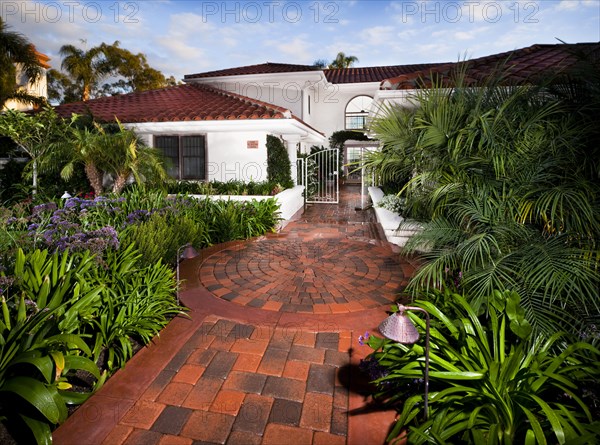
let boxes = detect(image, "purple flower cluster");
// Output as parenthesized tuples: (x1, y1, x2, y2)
(358, 331, 370, 346)
(126, 209, 152, 225)
(32, 202, 57, 216)
(49, 225, 120, 255)
(0, 275, 15, 297)
(4, 196, 127, 257)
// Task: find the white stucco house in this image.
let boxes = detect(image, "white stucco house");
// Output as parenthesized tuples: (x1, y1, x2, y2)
(54, 61, 443, 183)
(53, 42, 599, 184)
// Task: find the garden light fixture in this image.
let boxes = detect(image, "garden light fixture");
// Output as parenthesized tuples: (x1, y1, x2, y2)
(61, 191, 72, 199)
(176, 243, 199, 304)
(379, 304, 430, 420)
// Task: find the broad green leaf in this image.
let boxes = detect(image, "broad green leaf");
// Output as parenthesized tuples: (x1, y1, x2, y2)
(0, 376, 61, 423)
(19, 413, 52, 445)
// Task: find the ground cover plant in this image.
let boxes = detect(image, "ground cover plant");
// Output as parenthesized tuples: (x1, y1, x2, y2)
(0, 187, 281, 443)
(362, 290, 600, 444)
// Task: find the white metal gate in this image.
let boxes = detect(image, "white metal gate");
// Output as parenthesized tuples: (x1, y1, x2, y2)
(298, 148, 339, 204)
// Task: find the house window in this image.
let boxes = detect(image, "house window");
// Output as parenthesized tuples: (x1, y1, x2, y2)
(345, 95, 373, 130)
(154, 135, 206, 180)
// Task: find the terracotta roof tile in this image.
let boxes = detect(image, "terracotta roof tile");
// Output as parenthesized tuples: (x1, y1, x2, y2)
(323, 64, 448, 84)
(185, 62, 450, 85)
(53, 84, 292, 123)
(185, 62, 319, 79)
(382, 42, 600, 90)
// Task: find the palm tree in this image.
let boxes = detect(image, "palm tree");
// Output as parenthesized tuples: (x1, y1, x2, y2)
(59, 40, 114, 101)
(57, 121, 105, 196)
(364, 66, 600, 338)
(0, 17, 45, 108)
(328, 52, 359, 69)
(96, 120, 167, 194)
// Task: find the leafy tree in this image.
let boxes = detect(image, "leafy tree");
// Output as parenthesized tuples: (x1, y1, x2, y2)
(51, 40, 175, 103)
(47, 68, 82, 104)
(312, 59, 328, 69)
(329, 52, 359, 69)
(99, 46, 177, 95)
(0, 17, 45, 108)
(0, 107, 68, 195)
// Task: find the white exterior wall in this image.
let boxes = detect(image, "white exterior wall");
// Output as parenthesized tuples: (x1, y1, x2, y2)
(127, 119, 325, 183)
(206, 132, 268, 182)
(203, 80, 306, 119)
(308, 82, 380, 139)
(191, 71, 324, 123)
(194, 76, 382, 142)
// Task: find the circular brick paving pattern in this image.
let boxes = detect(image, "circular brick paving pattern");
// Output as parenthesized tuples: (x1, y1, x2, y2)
(199, 238, 408, 313)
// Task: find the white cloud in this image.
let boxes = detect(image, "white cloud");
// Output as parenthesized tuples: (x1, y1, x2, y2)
(271, 36, 314, 62)
(362, 26, 395, 45)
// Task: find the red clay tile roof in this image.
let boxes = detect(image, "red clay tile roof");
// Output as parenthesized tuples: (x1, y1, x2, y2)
(185, 63, 319, 80)
(185, 61, 450, 85)
(382, 42, 600, 90)
(53, 84, 292, 123)
(323, 64, 448, 84)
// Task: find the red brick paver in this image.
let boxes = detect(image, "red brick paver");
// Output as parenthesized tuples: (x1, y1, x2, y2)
(53, 186, 414, 445)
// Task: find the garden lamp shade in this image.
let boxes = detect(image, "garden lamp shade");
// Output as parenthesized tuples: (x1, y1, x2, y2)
(180, 245, 199, 260)
(378, 307, 420, 343)
(61, 191, 72, 199)
(379, 303, 430, 420)
(176, 244, 199, 304)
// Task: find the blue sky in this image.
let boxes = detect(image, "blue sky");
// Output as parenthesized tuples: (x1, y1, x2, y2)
(3, 0, 599, 81)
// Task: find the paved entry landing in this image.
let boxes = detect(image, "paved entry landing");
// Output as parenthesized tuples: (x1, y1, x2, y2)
(198, 186, 411, 313)
(200, 238, 406, 313)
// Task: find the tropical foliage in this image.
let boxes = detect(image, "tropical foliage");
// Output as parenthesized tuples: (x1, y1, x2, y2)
(363, 290, 600, 444)
(0, 111, 167, 199)
(363, 61, 600, 337)
(0, 107, 70, 196)
(329, 51, 359, 69)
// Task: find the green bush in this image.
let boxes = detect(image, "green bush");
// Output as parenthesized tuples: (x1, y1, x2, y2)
(266, 135, 293, 188)
(86, 246, 183, 371)
(166, 179, 285, 196)
(121, 211, 208, 268)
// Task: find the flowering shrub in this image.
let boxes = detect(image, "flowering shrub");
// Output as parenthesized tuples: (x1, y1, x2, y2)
(377, 194, 405, 214)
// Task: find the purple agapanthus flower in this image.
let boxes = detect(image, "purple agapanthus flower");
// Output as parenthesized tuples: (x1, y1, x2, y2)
(358, 331, 370, 346)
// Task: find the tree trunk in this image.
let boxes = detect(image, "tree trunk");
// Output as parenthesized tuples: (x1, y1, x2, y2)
(112, 173, 127, 194)
(85, 162, 103, 196)
(82, 83, 90, 102)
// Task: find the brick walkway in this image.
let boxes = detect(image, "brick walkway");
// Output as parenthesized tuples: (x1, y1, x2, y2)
(53, 185, 416, 445)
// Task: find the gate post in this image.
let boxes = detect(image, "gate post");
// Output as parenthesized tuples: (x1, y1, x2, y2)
(282, 135, 301, 185)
